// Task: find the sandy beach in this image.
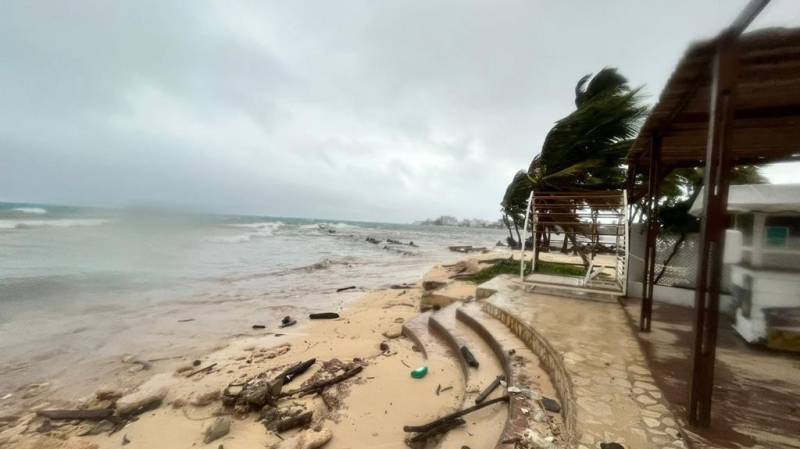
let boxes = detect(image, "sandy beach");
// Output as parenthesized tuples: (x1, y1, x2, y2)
(0, 250, 546, 449)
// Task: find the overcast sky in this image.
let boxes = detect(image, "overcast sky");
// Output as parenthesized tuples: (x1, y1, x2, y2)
(2, 1, 799, 222)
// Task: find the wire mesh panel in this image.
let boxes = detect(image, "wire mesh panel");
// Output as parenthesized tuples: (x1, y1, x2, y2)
(653, 233, 699, 288)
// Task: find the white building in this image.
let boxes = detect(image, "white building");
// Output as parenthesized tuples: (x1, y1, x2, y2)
(691, 184, 800, 350)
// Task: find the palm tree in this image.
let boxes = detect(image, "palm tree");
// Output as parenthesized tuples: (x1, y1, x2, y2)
(502, 68, 646, 266)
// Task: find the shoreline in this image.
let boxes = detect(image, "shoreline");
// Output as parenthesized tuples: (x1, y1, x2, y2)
(0, 250, 512, 449)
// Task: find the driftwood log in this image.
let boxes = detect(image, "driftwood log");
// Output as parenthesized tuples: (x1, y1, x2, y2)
(280, 365, 363, 398)
(36, 409, 113, 420)
(403, 395, 509, 433)
(408, 418, 465, 442)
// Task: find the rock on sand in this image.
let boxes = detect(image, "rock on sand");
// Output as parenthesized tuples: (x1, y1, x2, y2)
(116, 386, 169, 416)
(273, 426, 332, 449)
(203, 417, 231, 443)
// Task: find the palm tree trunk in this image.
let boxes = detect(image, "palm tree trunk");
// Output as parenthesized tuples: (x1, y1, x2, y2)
(502, 213, 514, 244)
(653, 232, 687, 284)
(565, 228, 590, 268)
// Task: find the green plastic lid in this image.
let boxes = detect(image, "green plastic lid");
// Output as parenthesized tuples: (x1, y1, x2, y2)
(410, 366, 428, 379)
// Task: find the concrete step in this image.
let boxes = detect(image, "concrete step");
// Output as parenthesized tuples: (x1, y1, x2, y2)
(457, 303, 564, 448)
(428, 303, 508, 449)
(521, 280, 621, 303)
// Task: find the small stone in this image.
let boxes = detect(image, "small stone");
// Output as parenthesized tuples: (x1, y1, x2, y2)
(116, 386, 168, 416)
(122, 434, 130, 445)
(379, 342, 389, 352)
(382, 325, 403, 339)
(541, 396, 561, 413)
(203, 417, 231, 443)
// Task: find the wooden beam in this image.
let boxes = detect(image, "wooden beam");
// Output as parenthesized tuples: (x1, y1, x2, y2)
(688, 35, 739, 428)
(640, 132, 661, 332)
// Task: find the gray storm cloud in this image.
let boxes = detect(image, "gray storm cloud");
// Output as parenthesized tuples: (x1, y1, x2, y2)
(2, 1, 798, 222)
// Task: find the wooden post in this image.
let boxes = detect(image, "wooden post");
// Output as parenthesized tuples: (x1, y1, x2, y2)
(688, 36, 739, 428)
(640, 132, 661, 332)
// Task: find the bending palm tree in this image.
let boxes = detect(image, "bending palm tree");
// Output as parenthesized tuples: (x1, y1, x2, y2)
(502, 68, 646, 266)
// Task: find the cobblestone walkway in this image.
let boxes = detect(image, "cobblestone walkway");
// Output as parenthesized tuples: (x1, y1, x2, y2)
(480, 275, 687, 449)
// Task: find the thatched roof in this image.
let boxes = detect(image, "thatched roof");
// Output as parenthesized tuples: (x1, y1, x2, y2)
(628, 27, 800, 169)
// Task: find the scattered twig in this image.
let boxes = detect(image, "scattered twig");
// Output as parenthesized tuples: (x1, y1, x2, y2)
(403, 395, 509, 433)
(187, 362, 217, 378)
(475, 375, 505, 404)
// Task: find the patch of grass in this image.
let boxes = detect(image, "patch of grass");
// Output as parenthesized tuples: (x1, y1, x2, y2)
(463, 259, 530, 284)
(534, 260, 585, 277)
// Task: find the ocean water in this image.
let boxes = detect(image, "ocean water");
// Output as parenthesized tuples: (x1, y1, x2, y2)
(0, 202, 506, 403)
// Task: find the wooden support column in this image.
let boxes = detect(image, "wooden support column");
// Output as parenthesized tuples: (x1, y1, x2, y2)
(640, 132, 661, 332)
(688, 36, 739, 428)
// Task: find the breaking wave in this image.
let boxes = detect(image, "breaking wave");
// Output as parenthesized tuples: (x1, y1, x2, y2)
(0, 219, 110, 230)
(205, 221, 284, 244)
(12, 207, 47, 215)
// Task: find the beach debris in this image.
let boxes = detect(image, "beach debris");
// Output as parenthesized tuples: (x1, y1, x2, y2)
(422, 280, 446, 291)
(271, 426, 332, 449)
(193, 359, 202, 366)
(520, 428, 558, 449)
(600, 443, 625, 449)
(507, 386, 540, 400)
(309, 312, 339, 320)
(379, 341, 390, 352)
(252, 324, 266, 329)
(36, 409, 113, 421)
(116, 386, 168, 416)
(122, 434, 130, 445)
(267, 410, 313, 432)
(404, 395, 509, 433)
(475, 375, 505, 404)
(541, 397, 561, 413)
(203, 417, 231, 443)
(336, 286, 357, 292)
(187, 362, 218, 378)
(281, 364, 363, 398)
(408, 418, 465, 443)
(460, 346, 479, 368)
(366, 237, 381, 244)
(410, 366, 428, 379)
(177, 318, 195, 323)
(382, 324, 403, 339)
(389, 283, 414, 289)
(280, 316, 297, 328)
(278, 359, 316, 385)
